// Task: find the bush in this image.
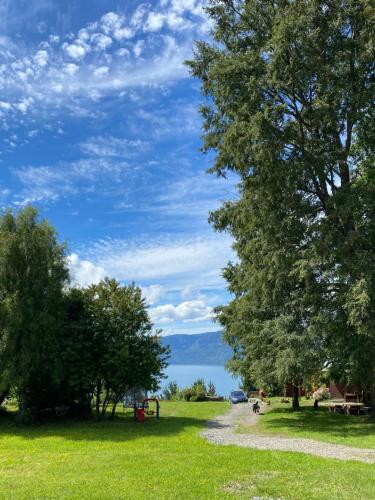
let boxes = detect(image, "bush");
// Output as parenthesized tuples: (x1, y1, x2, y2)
(182, 388, 194, 401)
(312, 387, 330, 402)
(192, 379, 207, 395)
(162, 381, 181, 400)
(182, 379, 214, 402)
(207, 381, 216, 396)
(195, 391, 206, 402)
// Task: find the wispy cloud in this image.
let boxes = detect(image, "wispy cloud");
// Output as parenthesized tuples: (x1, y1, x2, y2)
(81, 234, 233, 288)
(0, 0, 229, 337)
(14, 157, 129, 205)
(67, 234, 231, 332)
(80, 135, 149, 158)
(68, 232, 233, 296)
(141, 284, 166, 305)
(0, 187, 11, 207)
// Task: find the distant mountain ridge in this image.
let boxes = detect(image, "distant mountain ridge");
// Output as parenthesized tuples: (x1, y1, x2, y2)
(162, 331, 232, 366)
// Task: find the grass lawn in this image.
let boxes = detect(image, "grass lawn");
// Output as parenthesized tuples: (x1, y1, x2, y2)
(238, 398, 375, 449)
(1, 401, 375, 499)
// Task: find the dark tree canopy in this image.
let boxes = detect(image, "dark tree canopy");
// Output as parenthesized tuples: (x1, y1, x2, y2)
(62, 280, 169, 419)
(0, 208, 169, 422)
(188, 0, 375, 407)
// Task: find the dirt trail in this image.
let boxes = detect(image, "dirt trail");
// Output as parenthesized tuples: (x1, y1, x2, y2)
(201, 402, 375, 463)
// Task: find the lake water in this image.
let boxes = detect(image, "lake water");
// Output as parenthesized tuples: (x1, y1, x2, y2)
(163, 365, 241, 398)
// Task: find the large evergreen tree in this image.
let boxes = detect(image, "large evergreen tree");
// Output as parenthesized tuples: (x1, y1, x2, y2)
(188, 0, 375, 407)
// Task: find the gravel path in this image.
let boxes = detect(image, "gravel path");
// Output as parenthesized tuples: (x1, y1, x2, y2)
(201, 402, 375, 463)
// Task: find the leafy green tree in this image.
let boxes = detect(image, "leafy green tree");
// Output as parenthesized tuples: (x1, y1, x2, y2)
(188, 0, 375, 408)
(0, 207, 68, 422)
(59, 288, 99, 417)
(64, 279, 169, 418)
(0, 209, 168, 421)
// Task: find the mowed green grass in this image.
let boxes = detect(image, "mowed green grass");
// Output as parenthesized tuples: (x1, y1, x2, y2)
(1, 401, 375, 500)
(242, 398, 375, 449)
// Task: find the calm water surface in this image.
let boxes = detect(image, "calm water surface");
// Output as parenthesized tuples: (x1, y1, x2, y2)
(163, 364, 240, 398)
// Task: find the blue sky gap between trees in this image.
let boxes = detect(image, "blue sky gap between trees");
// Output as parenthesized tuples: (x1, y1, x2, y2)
(0, 0, 237, 335)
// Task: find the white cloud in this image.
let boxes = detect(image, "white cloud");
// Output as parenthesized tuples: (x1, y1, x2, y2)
(90, 33, 112, 50)
(14, 165, 75, 205)
(63, 42, 87, 60)
(0, 188, 11, 200)
(101, 12, 123, 33)
(165, 12, 186, 30)
(130, 4, 149, 30)
(17, 98, 33, 114)
(14, 157, 129, 205)
(0, 1, 210, 129)
(67, 253, 107, 287)
(141, 284, 165, 305)
(80, 135, 148, 158)
(150, 300, 213, 324)
(49, 35, 60, 44)
(83, 235, 233, 287)
(145, 12, 165, 32)
(116, 47, 130, 57)
(0, 101, 12, 111)
(133, 40, 144, 58)
(113, 27, 132, 41)
(93, 65, 109, 78)
(77, 29, 90, 42)
(63, 63, 79, 75)
(34, 50, 49, 67)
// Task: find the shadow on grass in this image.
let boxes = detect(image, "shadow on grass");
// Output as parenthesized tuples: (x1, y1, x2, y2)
(0, 409, 208, 443)
(262, 406, 375, 440)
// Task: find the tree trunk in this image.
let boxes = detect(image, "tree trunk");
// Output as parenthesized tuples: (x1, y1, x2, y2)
(292, 385, 300, 409)
(370, 386, 375, 419)
(95, 380, 101, 419)
(110, 399, 119, 419)
(17, 393, 38, 425)
(0, 388, 10, 407)
(101, 389, 110, 418)
(314, 399, 319, 409)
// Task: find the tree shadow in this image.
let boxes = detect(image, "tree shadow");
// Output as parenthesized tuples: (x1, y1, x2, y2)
(263, 406, 375, 440)
(0, 409, 209, 443)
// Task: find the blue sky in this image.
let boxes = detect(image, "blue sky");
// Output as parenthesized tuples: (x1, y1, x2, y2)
(0, 0, 236, 335)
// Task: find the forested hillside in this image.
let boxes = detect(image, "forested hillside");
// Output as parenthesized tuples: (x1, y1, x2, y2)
(162, 332, 232, 366)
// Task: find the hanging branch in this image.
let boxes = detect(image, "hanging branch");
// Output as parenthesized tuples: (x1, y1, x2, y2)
(221, 0, 243, 18)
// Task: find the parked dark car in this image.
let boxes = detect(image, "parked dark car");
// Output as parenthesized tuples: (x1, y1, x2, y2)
(229, 390, 248, 404)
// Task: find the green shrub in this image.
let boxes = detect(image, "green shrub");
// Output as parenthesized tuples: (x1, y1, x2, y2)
(195, 391, 206, 402)
(182, 388, 193, 401)
(192, 379, 207, 394)
(313, 387, 330, 402)
(207, 381, 216, 396)
(182, 378, 212, 402)
(162, 381, 181, 400)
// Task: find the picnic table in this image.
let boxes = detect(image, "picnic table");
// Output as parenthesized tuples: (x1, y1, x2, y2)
(324, 401, 364, 415)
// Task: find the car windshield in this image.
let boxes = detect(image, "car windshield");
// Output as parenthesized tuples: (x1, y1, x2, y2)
(231, 391, 245, 397)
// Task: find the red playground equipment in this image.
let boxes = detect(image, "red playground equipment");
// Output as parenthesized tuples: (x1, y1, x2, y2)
(134, 398, 160, 422)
